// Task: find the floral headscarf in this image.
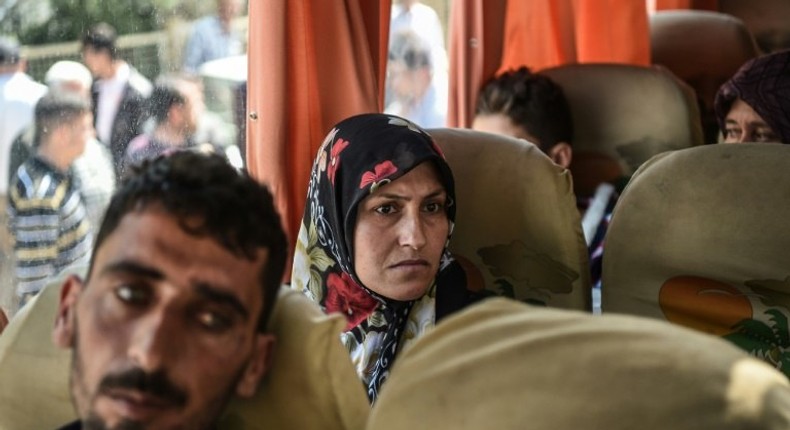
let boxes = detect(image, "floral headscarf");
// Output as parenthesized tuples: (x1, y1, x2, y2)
(292, 113, 466, 402)
(714, 50, 790, 144)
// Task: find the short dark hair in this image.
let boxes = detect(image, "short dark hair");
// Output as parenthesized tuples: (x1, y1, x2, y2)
(33, 90, 91, 148)
(89, 152, 288, 331)
(475, 67, 574, 151)
(148, 75, 198, 123)
(0, 37, 20, 65)
(389, 31, 432, 70)
(82, 23, 118, 59)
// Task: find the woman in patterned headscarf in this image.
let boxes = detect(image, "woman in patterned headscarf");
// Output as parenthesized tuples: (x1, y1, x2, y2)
(714, 50, 790, 144)
(292, 113, 474, 402)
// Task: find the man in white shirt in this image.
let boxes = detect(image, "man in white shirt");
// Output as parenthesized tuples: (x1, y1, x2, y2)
(81, 23, 152, 178)
(182, 0, 245, 75)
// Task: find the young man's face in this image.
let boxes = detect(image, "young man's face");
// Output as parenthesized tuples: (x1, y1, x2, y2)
(53, 206, 273, 429)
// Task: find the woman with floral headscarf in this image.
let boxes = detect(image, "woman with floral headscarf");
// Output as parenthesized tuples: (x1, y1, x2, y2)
(292, 113, 475, 402)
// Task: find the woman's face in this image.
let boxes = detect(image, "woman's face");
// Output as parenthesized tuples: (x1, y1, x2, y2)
(353, 162, 449, 301)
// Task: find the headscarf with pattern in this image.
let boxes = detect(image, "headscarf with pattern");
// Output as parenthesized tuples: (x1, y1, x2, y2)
(291, 113, 466, 402)
(714, 50, 790, 144)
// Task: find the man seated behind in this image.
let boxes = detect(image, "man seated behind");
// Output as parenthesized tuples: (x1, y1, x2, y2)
(472, 67, 616, 292)
(714, 49, 790, 144)
(52, 151, 287, 429)
(123, 75, 208, 174)
(8, 91, 94, 305)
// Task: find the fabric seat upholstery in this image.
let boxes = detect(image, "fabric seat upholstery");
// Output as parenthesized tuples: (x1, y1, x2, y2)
(428, 128, 591, 311)
(542, 64, 703, 197)
(602, 143, 790, 378)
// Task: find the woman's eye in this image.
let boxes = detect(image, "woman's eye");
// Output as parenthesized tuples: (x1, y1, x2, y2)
(424, 202, 443, 213)
(374, 204, 396, 215)
(756, 131, 777, 142)
(115, 284, 150, 305)
(724, 128, 740, 138)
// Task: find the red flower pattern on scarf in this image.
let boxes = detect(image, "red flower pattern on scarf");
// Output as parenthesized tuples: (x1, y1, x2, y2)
(325, 272, 378, 330)
(359, 160, 398, 189)
(327, 138, 350, 185)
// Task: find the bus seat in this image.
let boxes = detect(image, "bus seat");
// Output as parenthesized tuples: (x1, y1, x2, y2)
(719, 0, 790, 54)
(602, 143, 790, 377)
(367, 297, 790, 430)
(0, 272, 368, 429)
(429, 128, 591, 311)
(542, 64, 704, 197)
(650, 10, 758, 143)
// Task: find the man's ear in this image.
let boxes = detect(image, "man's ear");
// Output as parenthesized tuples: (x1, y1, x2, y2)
(52, 275, 84, 349)
(235, 333, 276, 398)
(548, 142, 573, 169)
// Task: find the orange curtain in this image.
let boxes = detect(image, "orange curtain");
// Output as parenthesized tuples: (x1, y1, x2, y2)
(655, 0, 718, 10)
(447, 0, 508, 128)
(247, 0, 390, 274)
(497, 0, 577, 73)
(575, 0, 650, 65)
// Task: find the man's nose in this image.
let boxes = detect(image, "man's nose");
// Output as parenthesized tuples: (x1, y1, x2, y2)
(127, 311, 178, 372)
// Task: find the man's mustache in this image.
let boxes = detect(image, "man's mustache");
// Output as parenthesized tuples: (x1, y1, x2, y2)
(98, 367, 188, 407)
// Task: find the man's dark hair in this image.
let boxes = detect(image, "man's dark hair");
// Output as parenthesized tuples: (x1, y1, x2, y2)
(89, 152, 288, 331)
(475, 67, 574, 151)
(33, 90, 91, 148)
(148, 75, 194, 123)
(82, 23, 118, 59)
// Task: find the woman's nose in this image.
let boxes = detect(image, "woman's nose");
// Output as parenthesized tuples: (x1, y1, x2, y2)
(398, 211, 427, 250)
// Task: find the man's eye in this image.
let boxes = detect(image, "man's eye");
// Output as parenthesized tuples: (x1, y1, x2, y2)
(724, 128, 740, 138)
(115, 284, 150, 305)
(756, 131, 778, 143)
(196, 310, 233, 332)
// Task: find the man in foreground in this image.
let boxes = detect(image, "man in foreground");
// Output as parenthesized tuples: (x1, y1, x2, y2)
(52, 151, 287, 429)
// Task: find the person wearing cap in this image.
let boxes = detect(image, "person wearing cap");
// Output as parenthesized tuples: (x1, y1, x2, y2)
(0, 37, 47, 317)
(714, 49, 790, 144)
(8, 61, 116, 237)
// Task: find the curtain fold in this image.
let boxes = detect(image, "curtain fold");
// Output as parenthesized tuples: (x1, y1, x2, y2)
(247, 0, 390, 276)
(575, 0, 650, 65)
(447, 0, 508, 128)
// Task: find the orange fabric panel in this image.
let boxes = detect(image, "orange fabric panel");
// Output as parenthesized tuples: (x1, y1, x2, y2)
(655, 0, 718, 10)
(247, 0, 390, 275)
(447, 0, 508, 128)
(575, 0, 650, 65)
(497, 0, 577, 73)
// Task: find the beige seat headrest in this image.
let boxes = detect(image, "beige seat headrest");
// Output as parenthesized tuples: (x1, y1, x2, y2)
(368, 297, 790, 430)
(429, 128, 591, 311)
(603, 143, 790, 378)
(0, 272, 368, 429)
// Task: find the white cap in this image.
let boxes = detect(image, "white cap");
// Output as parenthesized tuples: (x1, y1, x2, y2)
(44, 60, 92, 90)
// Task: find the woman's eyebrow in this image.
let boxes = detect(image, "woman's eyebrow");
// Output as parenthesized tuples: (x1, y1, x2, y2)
(373, 188, 446, 201)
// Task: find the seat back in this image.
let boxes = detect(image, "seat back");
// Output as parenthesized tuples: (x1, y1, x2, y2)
(602, 143, 790, 377)
(650, 10, 758, 142)
(367, 298, 790, 430)
(542, 64, 703, 197)
(429, 128, 591, 310)
(0, 273, 368, 429)
(719, 0, 790, 53)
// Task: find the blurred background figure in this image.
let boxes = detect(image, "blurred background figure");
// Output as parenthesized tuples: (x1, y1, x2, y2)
(124, 74, 220, 171)
(8, 61, 115, 234)
(182, 0, 245, 75)
(8, 91, 93, 308)
(0, 37, 47, 319)
(82, 22, 152, 177)
(384, 30, 447, 128)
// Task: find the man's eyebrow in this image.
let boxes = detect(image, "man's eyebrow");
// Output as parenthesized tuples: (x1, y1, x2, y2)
(194, 283, 250, 321)
(101, 260, 164, 280)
